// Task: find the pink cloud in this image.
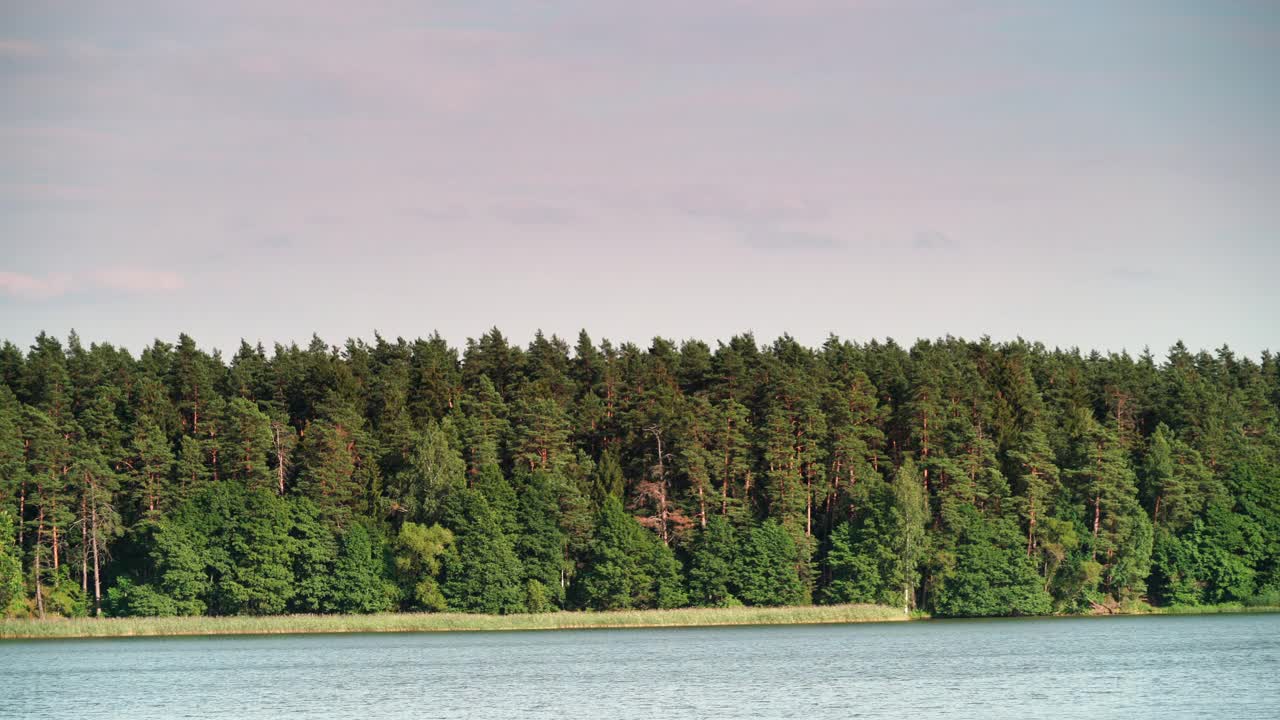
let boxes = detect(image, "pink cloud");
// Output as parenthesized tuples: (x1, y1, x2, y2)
(0, 268, 185, 300)
(0, 271, 71, 300)
(0, 39, 41, 58)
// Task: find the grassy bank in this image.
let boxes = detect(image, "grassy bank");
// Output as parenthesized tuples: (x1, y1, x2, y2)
(1143, 603, 1280, 616)
(0, 603, 908, 640)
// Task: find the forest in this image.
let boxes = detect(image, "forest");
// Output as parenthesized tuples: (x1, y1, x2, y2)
(0, 329, 1277, 619)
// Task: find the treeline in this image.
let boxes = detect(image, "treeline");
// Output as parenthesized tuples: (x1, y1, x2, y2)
(0, 330, 1277, 619)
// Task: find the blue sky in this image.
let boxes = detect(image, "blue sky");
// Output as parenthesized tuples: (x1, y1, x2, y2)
(2, 1, 1277, 357)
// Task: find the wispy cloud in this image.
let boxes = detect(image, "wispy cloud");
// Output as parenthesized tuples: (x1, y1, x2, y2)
(0, 271, 72, 300)
(91, 268, 185, 293)
(673, 187, 827, 224)
(1109, 266, 1156, 283)
(741, 230, 841, 251)
(912, 230, 954, 250)
(492, 204, 576, 226)
(0, 39, 41, 58)
(0, 268, 185, 300)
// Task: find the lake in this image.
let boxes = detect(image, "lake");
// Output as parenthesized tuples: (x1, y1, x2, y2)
(1, 614, 1277, 719)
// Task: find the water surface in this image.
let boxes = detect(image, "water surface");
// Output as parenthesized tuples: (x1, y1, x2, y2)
(2, 614, 1277, 719)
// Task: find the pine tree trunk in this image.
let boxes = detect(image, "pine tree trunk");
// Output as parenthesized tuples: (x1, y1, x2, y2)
(17, 478, 25, 545)
(1092, 492, 1101, 561)
(80, 492, 88, 594)
(51, 517, 59, 571)
(90, 484, 102, 616)
(274, 423, 286, 495)
(805, 470, 813, 537)
(650, 427, 670, 544)
(1026, 498, 1036, 557)
(34, 505, 45, 619)
(698, 484, 706, 529)
(921, 407, 930, 490)
(722, 423, 731, 516)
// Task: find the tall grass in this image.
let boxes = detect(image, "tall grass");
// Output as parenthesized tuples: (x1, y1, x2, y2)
(1149, 603, 1280, 616)
(0, 603, 908, 640)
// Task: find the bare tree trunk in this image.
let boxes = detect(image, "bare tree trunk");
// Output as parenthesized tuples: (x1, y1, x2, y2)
(51, 517, 59, 571)
(1092, 492, 1101, 561)
(81, 492, 88, 594)
(34, 505, 45, 619)
(647, 426, 669, 544)
(17, 478, 25, 545)
(722, 428, 731, 516)
(920, 405, 930, 490)
(697, 485, 706, 529)
(1026, 497, 1036, 557)
(90, 480, 102, 616)
(805, 469, 812, 537)
(273, 422, 287, 495)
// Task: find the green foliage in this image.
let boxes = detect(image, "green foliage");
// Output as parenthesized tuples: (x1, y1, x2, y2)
(2, 330, 1277, 621)
(393, 521, 453, 611)
(930, 509, 1052, 617)
(390, 421, 465, 525)
(737, 520, 807, 607)
(328, 522, 394, 614)
(294, 418, 361, 527)
(823, 490, 899, 607)
(575, 495, 686, 610)
(287, 498, 338, 613)
(41, 567, 88, 618)
(108, 520, 209, 617)
(890, 460, 930, 610)
(441, 490, 525, 614)
(515, 470, 568, 608)
(0, 512, 26, 616)
(687, 516, 739, 607)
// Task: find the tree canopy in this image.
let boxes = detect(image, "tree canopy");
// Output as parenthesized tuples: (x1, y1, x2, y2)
(1, 330, 1277, 619)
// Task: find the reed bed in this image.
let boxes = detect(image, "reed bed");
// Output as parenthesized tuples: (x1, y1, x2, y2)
(0, 603, 908, 640)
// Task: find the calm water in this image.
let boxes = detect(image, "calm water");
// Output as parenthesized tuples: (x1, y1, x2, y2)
(2, 614, 1278, 719)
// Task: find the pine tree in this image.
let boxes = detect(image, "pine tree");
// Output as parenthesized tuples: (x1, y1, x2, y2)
(0, 511, 25, 615)
(687, 515, 739, 607)
(327, 522, 392, 613)
(931, 506, 1052, 617)
(128, 420, 175, 520)
(294, 418, 361, 528)
(1066, 413, 1153, 602)
(220, 398, 274, 491)
(1008, 424, 1060, 557)
(736, 520, 806, 606)
(510, 392, 571, 473)
(458, 376, 509, 476)
(441, 490, 525, 614)
(515, 470, 568, 609)
(575, 495, 683, 610)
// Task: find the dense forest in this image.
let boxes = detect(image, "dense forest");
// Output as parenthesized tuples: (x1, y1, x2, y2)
(0, 329, 1277, 619)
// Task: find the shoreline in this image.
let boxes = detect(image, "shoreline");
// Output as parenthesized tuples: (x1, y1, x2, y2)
(4, 603, 1277, 641)
(0, 604, 909, 640)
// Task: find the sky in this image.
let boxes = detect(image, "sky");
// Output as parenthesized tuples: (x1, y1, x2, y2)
(2, 1, 1277, 359)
